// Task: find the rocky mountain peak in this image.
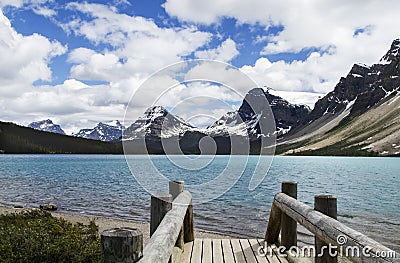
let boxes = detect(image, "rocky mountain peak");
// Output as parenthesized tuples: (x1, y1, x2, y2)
(74, 120, 124, 142)
(379, 39, 400, 64)
(287, 38, 400, 142)
(123, 106, 195, 139)
(143, 106, 169, 119)
(208, 88, 310, 137)
(28, 119, 65, 135)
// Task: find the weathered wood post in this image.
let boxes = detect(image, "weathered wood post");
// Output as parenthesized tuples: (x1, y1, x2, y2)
(281, 181, 297, 250)
(169, 180, 184, 199)
(183, 200, 194, 243)
(150, 194, 172, 236)
(314, 195, 338, 263)
(265, 201, 282, 244)
(169, 181, 184, 249)
(101, 228, 143, 263)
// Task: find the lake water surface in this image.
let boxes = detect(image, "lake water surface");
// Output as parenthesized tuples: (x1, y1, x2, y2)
(0, 154, 399, 251)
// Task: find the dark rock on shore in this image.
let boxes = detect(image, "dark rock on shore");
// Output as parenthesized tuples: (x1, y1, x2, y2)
(40, 203, 58, 211)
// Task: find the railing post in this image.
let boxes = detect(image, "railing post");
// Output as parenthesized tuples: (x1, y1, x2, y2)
(169, 181, 185, 249)
(150, 194, 172, 236)
(169, 180, 184, 199)
(281, 181, 297, 250)
(314, 195, 338, 263)
(265, 202, 282, 243)
(101, 228, 143, 263)
(183, 199, 194, 243)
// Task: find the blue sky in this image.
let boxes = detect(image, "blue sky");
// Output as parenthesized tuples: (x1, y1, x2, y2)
(0, 0, 399, 133)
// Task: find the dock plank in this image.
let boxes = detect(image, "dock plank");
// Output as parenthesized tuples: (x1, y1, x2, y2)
(240, 239, 257, 263)
(178, 239, 289, 263)
(202, 239, 212, 263)
(212, 239, 223, 263)
(257, 239, 283, 263)
(269, 242, 289, 263)
(231, 239, 246, 263)
(248, 239, 268, 263)
(221, 239, 235, 263)
(191, 239, 202, 263)
(180, 241, 193, 263)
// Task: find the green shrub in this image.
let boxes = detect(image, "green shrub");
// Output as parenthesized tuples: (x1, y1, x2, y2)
(0, 210, 100, 263)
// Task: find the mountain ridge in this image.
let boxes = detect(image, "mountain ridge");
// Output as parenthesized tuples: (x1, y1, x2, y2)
(278, 39, 400, 156)
(28, 119, 65, 135)
(74, 120, 124, 142)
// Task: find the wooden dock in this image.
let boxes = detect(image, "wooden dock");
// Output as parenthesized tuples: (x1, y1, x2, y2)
(181, 239, 288, 263)
(100, 181, 399, 263)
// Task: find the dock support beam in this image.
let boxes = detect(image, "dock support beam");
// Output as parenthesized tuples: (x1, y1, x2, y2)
(280, 181, 297, 250)
(314, 195, 338, 263)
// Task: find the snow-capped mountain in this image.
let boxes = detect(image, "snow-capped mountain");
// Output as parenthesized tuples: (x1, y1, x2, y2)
(207, 88, 310, 138)
(28, 119, 65, 135)
(307, 38, 400, 124)
(280, 39, 400, 156)
(123, 106, 196, 139)
(74, 120, 124, 142)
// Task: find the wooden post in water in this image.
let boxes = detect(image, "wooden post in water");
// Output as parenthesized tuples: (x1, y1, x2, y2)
(150, 194, 172, 236)
(314, 195, 338, 263)
(169, 180, 185, 249)
(281, 181, 297, 250)
(101, 228, 143, 263)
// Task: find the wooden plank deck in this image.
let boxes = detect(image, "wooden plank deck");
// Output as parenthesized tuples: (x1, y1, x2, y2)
(180, 239, 289, 263)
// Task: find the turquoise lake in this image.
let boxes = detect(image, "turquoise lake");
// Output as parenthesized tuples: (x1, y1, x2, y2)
(0, 155, 399, 251)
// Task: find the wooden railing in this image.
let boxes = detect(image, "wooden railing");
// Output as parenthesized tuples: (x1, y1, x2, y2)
(101, 181, 194, 263)
(265, 182, 399, 263)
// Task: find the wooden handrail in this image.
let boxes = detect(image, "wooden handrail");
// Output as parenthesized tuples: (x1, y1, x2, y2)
(139, 190, 192, 263)
(266, 192, 398, 263)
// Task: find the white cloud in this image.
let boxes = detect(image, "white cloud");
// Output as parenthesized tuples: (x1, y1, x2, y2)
(1, 79, 128, 134)
(195, 38, 239, 62)
(32, 6, 56, 17)
(0, 0, 51, 9)
(164, 0, 400, 104)
(0, 0, 25, 8)
(0, 9, 66, 97)
(65, 2, 212, 80)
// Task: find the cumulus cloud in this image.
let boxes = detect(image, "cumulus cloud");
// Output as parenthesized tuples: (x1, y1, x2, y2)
(0, 0, 51, 9)
(195, 38, 239, 62)
(64, 2, 212, 79)
(3, 0, 399, 133)
(0, 9, 66, 97)
(164, 0, 400, 102)
(2, 79, 128, 134)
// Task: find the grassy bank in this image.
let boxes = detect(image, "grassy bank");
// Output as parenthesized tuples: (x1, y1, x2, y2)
(0, 210, 100, 262)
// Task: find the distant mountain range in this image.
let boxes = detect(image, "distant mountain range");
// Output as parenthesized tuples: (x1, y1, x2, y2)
(27, 120, 124, 142)
(0, 121, 121, 154)
(5, 39, 400, 156)
(73, 120, 125, 142)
